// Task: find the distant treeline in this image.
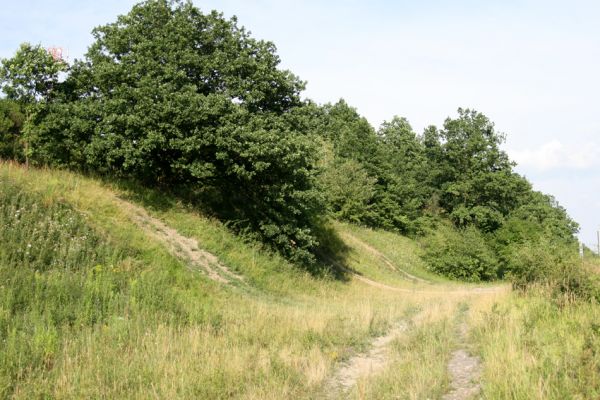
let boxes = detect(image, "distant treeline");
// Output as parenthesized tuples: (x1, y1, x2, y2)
(0, 0, 585, 288)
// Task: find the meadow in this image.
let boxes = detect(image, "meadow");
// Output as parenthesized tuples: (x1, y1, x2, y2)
(1, 161, 598, 399)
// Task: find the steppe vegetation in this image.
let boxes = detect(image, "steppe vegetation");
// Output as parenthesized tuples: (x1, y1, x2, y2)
(1, 1, 599, 398)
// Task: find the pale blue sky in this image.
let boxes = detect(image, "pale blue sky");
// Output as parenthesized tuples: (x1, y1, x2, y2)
(2, 1, 599, 249)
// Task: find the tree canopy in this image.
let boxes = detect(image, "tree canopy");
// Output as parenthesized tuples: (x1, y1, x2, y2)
(0, 0, 579, 278)
(0, 43, 67, 105)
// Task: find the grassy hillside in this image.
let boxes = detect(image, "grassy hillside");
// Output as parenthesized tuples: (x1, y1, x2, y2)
(471, 285, 600, 399)
(2, 161, 599, 399)
(0, 162, 482, 399)
(0, 2, 596, 398)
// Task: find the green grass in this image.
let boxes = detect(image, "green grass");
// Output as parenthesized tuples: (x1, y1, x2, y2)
(6, 161, 596, 399)
(0, 162, 447, 399)
(471, 287, 600, 399)
(349, 299, 457, 400)
(0, 167, 226, 397)
(335, 221, 453, 285)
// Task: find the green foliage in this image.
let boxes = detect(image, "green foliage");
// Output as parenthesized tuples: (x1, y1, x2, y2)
(415, 109, 581, 283)
(376, 116, 429, 232)
(0, 99, 24, 160)
(0, 1, 581, 278)
(0, 42, 68, 164)
(492, 190, 582, 293)
(315, 101, 383, 227)
(316, 101, 429, 233)
(0, 42, 67, 104)
(318, 100, 381, 166)
(502, 238, 599, 302)
(421, 224, 499, 281)
(319, 157, 377, 223)
(425, 108, 531, 232)
(500, 191, 579, 243)
(491, 200, 595, 302)
(492, 191, 595, 301)
(27, 0, 323, 264)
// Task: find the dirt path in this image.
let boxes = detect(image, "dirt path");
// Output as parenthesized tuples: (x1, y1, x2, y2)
(115, 196, 244, 285)
(324, 300, 489, 399)
(115, 195, 488, 399)
(442, 317, 482, 399)
(340, 231, 430, 284)
(348, 267, 504, 295)
(324, 319, 411, 397)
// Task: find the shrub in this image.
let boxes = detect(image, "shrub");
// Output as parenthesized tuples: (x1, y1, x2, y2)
(318, 157, 377, 224)
(22, 0, 324, 264)
(504, 238, 600, 302)
(0, 99, 24, 160)
(421, 224, 498, 281)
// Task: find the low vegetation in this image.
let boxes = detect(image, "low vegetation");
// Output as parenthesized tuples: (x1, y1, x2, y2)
(471, 286, 600, 399)
(0, 0, 579, 278)
(0, 162, 467, 399)
(1, 0, 599, 398)
(3, 162, 596, 399)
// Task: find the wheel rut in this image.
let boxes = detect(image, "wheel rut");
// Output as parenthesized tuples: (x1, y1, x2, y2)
(324, 318, 412, 398)
(442, 309, 482, 400)
(115, 196, 244, 285)
(114, 195, 490, 399)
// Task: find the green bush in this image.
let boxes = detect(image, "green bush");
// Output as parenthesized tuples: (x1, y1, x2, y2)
(318, 157, 377, 224)
(24, 1, 323, 264)
(0, 99, 24, 160)
(421, 224, 499, 281)
(0, 1, 582, 272)
(504, 238, 600, 302)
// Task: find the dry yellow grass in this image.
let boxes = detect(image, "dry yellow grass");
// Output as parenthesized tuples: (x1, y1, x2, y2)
(470, 286, 600, 399)
(0, 161, 509, 399)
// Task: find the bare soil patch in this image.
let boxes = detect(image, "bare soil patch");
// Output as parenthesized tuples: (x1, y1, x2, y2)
(324, 320, 410, 397)
(116, 196, 244, 284)
(442, 321, 482, 400)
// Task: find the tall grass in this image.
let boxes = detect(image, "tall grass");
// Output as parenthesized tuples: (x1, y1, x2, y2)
(0, 179, 127, 396)
(471, 288, 600, 399)
(1, 162, 451, 399)
(349, 299, 459, 400)
(0, 180, 123, 272)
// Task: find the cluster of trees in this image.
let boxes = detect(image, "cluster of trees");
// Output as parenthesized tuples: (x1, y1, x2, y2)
(0, 0, 579, 280)
(314, 101, 579, 282)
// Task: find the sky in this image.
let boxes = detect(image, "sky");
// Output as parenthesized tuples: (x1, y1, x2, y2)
(1, 0, 599, 250)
